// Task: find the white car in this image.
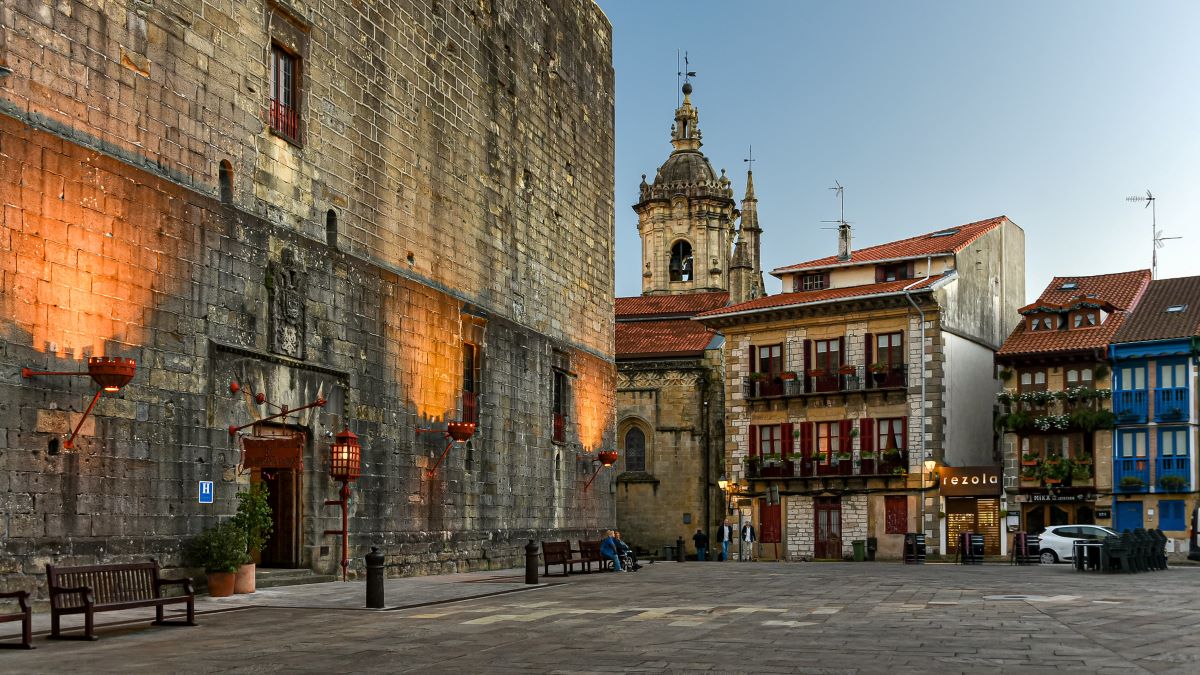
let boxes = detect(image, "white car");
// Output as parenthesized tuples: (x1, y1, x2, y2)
(1036, 524, 1120, 564)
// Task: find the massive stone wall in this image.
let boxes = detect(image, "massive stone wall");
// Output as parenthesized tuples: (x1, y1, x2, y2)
(0, 0, 615, 592)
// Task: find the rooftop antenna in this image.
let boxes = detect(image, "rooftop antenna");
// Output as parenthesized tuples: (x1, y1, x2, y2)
(1126, 189, 1181, 278)
(820, 181, 849, 229)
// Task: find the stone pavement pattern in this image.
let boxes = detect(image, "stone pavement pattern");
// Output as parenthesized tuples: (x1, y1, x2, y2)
(3, 562, 1200, 674)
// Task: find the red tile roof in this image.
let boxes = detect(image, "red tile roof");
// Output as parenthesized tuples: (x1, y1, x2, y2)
(996, 270, 1151, 359)
(772, 217, 1007, 274)
(616, 319, 720, 358)
(615, 291, 729, 318)
(1113, 275, 1200, 344)
(694, 275, 945, 319)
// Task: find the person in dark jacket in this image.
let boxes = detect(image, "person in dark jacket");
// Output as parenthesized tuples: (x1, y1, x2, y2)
(614, 531, 640, 571)
(716, 519, 735, 561)
(740, 522, 757, 561)
(692, 528, 709, 561)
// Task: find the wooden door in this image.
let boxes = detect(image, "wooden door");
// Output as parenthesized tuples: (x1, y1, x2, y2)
(814, 497, 842, 559)
(258, 468, 301, 567)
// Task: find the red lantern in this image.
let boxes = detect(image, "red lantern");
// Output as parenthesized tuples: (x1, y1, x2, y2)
(330, 426, 361, 482)
(597, 450, 619, 467)
(87, 356, 137, 392)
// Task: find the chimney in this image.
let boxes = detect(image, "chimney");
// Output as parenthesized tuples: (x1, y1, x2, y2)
(837, 222, 852, 262)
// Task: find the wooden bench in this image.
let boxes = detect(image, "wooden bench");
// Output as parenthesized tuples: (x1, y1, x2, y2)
(47, 561, 196, 640)
(541, 541, 588, 576)
(577, 540, 609, 572)
(0, 591, 33, 649)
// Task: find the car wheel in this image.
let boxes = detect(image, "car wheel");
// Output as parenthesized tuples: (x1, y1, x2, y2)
(1040, 550, 1059, 565)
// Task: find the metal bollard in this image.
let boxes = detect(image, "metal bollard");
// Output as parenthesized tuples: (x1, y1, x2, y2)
(365, 547, 385, 608)
(676, 536, 685, 563)
(525, 540, 540, 584)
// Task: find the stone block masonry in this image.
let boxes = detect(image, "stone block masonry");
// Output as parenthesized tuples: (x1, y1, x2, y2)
(0, 0, 615, 593)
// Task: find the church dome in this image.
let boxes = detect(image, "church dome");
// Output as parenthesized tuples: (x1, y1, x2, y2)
(655, 150, 716, 186)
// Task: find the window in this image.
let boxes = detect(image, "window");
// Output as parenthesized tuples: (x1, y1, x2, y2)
(218, 160, 234, 203)
(884, 496, 908, 534)
(800, 273, 826, 291)
(1030, 317, 1041, 331)
(928, 229, 959, 238)
(462, 343, 480, 424)
(669, 240, 693, 282)
(876, 332, 903, 367)
(552, 369, 568, 443)
(814, 339, 841, 373)
(1160, 362, 1186, 389)
(1166, 304, 1187, 313)
(624, 427, 646, 472)
(1118, 430, 1147, 458)
(877, 263, 910, 282)
(1020, 369, 1047, 392)
(1159, 500, 1186, 530)
(755, 344, 783, 377)
(1160, 428, 1188, 456)
(1059, 282, 1079, 290)
(270, 44, 301, 141)
(815, 422, 839, 460)
(878, 418, 905, 451)
(1119, 366, 1146, 391)
(758, 424, 781, 457)
(326, 210, 338, 248)
(1065, 367, 1093, 389)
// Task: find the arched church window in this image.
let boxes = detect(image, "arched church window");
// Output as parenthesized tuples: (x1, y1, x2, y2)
(669, 240, 693, 282)
(624, 427, 646, 472)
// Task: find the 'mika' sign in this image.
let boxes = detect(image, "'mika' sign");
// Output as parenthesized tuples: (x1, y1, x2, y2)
(939, 466, 1001, 496)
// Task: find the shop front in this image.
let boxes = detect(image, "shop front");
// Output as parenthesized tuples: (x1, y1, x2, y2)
(941, 466, 1002, 555)
(1015, 490, 1098, 531)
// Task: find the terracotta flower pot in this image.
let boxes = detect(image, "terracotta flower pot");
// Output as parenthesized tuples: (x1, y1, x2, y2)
(207, 571, 236, 597)
(234, 563, 256, 594)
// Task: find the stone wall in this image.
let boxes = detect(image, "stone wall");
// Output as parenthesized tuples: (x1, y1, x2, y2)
(0, 0, 615, 593)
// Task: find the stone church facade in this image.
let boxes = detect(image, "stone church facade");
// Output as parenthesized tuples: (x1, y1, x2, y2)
(0, 0, 615, 591)
(614, 82, 762, 558)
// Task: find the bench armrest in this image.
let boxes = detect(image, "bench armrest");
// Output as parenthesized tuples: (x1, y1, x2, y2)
(0, 591, 30, 612)
(156, 578, 195, 594)
(49, 585, 94, 607)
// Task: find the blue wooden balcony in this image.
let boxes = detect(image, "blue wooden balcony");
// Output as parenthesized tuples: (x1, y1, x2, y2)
(1113, 390, 1148, 424)
(1157, 456, 1191, 492)
(1114, 457, 1150, 492)
(1154, 387, 1189, 423)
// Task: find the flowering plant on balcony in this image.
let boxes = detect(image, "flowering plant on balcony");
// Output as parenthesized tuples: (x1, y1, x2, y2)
(1069, 408, 1115, 431)
(1160, 407, 1186, 422)
(814, 451, 828, 462)
(807, 368, 826, 377)
(748, 372, 768, 382)
(1160, 474, 1188, 492)
(837, 365, 856, 375)
(1033, 414, 1070, 431)
(1018, 391, 1056, 406)
(996, 390, 1016, 405)
(779, 371, 798, 381)
(835, 451, 852, 461)
(1119, 475, 1146, 491)
(1020, 452, 1040, 466)
(860, 450, 877, 460)
(762, 453, 782, 465)
(787, 452, 805, 462)
(869, 362, 890, 373)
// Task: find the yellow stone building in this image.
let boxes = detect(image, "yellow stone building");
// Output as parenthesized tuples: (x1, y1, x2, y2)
(697, 217, 1024, 559)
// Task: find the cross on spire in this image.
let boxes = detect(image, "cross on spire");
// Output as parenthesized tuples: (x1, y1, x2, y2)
(743, 145, 755, 171)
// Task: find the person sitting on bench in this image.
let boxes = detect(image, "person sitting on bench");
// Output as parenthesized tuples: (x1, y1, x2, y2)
(599, 530, 625, 572)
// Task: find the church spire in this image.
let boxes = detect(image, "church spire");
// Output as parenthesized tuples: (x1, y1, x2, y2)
(739, 168, 764, 296)
(670, 82, 702, 153)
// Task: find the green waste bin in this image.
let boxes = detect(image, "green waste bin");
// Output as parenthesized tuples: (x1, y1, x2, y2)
(852, 540, 866, 562)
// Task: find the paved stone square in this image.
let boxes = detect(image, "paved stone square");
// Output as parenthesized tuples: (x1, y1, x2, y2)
(4, 561, 1200, 674)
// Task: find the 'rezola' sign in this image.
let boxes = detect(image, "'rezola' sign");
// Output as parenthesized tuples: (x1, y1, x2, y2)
(939, 466, 1002, 496)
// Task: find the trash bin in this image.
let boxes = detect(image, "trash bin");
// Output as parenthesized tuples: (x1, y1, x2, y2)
(852, 540, 866, 562)
(663, 544, 676, 561)
(866, 537, 878, 562)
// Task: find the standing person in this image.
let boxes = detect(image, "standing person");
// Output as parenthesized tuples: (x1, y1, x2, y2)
(692, 528, 709, 562)
(614, 531, 640, 571)
(741, 521, 757, 561)
(600, 530, 624, 572)
(717, 519, 734, 561)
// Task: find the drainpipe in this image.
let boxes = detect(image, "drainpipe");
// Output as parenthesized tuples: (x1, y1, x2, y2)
(903, 257, 933, 542)
(700, 375, 711, 552)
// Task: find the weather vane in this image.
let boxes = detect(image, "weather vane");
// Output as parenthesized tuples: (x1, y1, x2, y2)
(743, 145, 756, 171)
(676, 50, 696, 105)
(1126, 189, 1181, 279)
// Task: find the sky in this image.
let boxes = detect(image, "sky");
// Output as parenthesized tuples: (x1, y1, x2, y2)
(596, 1, 1200, 301)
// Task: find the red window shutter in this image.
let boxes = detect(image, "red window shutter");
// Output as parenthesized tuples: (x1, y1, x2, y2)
(906, 261, 916, 279)
(875, 266, 886, 283)
(749, 425, 759, 457)
(900, 416, 909, 450)
(782, 422, 794, 455)
(803, 339, 813, 371)
(864, 333, 874, 366)
(837, 336, 845, 369)
(799, 421, 813, 456)
(838, 419, 853, 453)
(822, 271, 831, 289)
(860, 418, 875, 453)
(751, 345, 759, 373)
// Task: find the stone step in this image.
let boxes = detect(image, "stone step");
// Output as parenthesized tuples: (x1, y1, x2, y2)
(255, 568, 339, 589)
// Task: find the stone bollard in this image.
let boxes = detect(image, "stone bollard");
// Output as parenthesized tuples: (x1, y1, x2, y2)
(525, 540, 539, 585)
(365, 547, 385, 609)
(676, 536, 685, 563)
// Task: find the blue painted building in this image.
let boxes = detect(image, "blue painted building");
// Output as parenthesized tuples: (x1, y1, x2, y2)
(1109, 276, 1200, 550)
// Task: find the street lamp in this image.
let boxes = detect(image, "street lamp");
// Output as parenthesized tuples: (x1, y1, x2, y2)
(325, 426, 361, 581)
(22, 356, 138, 449)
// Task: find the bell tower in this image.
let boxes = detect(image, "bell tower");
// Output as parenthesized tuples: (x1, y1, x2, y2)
(633, 82, 738, 296)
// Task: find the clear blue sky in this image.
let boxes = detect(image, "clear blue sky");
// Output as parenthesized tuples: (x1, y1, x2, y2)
(597, 1, 1200, 300)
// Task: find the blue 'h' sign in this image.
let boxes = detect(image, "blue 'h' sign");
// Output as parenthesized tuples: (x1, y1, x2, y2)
(198, 481, 214, 504)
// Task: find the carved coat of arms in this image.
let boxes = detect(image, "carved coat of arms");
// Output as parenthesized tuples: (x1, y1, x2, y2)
(268, 248, 307, 359)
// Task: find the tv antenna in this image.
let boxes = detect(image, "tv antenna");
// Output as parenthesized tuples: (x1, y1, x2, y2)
(676, 50, 696, 106)
(820, 181, 849, 229)
(1126, 189, 1181, 278)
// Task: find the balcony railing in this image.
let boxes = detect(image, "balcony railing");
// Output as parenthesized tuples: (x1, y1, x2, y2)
(270, 101, 301, 142)
(462, 390, 479, 425)
(744, 364, 907, 399)
(1113, 390, 1148, 424)
(747, 451, 908, 479)
(1154, 387, 1189, 423)
(1114, 457, 1150, 492)
(1156, 456, 1191, 491)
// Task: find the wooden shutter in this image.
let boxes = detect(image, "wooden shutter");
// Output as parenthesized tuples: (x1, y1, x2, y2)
(906, 261, 916, 279)
(799, 421, 813, 457)
(751, 345, 759, 373)
(837, 336, 845, 369)
(822, 271, 831, 289)
(838, 419, 853, 454)
(864, 333, 874, 366)
(749, 425, 759, 457)
(875, 266, 886, 283)
(900, 416, 909, 451)
(803, 339, 813, 372)
(782, 422, 794, 455)
(859, 418, 875, 453)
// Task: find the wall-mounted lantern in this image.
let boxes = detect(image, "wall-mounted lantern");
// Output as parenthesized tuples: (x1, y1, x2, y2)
(718, 473, 741, 515)
(584, 450, 619, 491)
(324, 426, 361, 581)
(22, 357, 137, 449)
(416, 421, 477, 477)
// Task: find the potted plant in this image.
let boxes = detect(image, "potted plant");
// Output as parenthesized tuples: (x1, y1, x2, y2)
(1020, 464, 1039, 482)
(1094, 363, 1110, 380)
(1020, 452, 1040, 466)
(762, 453, 782, 466)
(835, 451, 852, 462)
(746, 456, 762, 475)
(999, 367, 1014, 382)
(814, 451, 828, 463)
(230, 484, 273, 594)
(748, 372, 768, 382)
(1160, 407, 1185, 422)
(1070, 463, 1092, 483)
(1119, 475, 1146, 491)
(779, 371, 798, 381)
(837, 364, 856, 376)
(869, 362, 889, 385)
(807, 368, 825, 378)
(189, 522, 248, 598)
(1160, 474, 1188, 492)
(891, 466, 906, 476)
